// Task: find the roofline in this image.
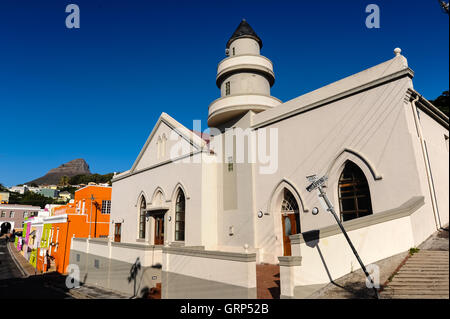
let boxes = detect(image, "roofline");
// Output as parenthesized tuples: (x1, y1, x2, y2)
(252, 67, 414, 129)
(0, 205, 41, 210)
(408, 89, 449, 129)
(75, 185, 112, 193)
(127, 112, 206, 175)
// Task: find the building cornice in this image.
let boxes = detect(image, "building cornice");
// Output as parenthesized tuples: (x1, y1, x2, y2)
(290, 196, 424, 245)
(163, 246, 257, 262)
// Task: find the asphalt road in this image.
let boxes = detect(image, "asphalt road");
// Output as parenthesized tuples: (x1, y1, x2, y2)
(0, 237, 74, 299)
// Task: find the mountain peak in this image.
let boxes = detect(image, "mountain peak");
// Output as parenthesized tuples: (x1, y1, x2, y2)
(26, 158, 91, 185)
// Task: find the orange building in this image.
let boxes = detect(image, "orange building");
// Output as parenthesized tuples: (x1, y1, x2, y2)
(38, 186, 112, 274)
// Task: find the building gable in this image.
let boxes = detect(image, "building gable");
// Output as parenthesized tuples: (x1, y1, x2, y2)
(129, 113, 207, 173)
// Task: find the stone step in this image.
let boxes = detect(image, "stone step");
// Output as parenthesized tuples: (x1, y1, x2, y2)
(407, 258, 448, 261)
(403, 263, 449, 267)
(388, 283, 449, 289)
(400, 267, 448, 272)
(381, 294, 449, 299)
(392, 276, 449, 281)
(382, 288, 449, 293)
(397, 269, 448, 276)
(390, 278, 449, 284)
(413, 250, 448, 254)
(409, 252, 449, 258)
(407, 256, 448, 264)
(411, 257, 448, 260)
(401, 265, 449, 269)
(390, 277, 449, 282)
(409, 259, 449, 262)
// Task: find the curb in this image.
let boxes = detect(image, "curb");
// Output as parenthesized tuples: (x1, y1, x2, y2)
(6, 241, 29, 278)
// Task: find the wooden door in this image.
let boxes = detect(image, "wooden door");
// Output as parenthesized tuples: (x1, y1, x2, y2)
(114, 223, 121, 242)
(281, 214, 298, 256)
(154, 215, 164, 245)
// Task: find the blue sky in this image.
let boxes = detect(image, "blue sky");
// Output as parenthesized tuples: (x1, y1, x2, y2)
(0, 0, 448, 187)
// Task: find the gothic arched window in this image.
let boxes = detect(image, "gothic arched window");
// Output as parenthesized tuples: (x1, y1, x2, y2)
(338, 161, 373, 222)
(175, 190, 185, 241)
(139, 196, 146, 239)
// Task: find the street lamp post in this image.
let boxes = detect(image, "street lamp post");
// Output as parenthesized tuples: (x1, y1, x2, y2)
(89, 194, 95, 239)
(306, 174, 379, 299)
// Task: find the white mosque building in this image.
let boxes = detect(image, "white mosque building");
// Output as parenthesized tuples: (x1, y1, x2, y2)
(70, 20, 449, 299)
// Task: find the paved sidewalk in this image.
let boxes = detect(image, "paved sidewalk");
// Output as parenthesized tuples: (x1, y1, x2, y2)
(7, 240, 38, 277)
(6, 240, 129, 299)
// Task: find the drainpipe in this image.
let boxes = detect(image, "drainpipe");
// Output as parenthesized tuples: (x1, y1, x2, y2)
(410, 94, 441, 230)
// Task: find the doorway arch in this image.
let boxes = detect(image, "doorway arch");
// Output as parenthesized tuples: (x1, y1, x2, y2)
(0, 222, 11, 235)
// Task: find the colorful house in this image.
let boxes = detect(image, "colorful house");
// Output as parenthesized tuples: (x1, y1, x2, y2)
(47, 186, 111, 274)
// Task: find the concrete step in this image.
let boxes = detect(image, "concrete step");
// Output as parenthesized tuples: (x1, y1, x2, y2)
(400, 267, 448, 272)
(383, 287, 448, 293)
(389, 278, 449, 283)
(393, 276, 449, 280)
(381, 294, 449, 299)
(401, 265, 449, 269)
(386, 287, 449, 292)
(397, 269, 448, 276)
(407, 260, 449, 264)
(405, 259, 448, 266)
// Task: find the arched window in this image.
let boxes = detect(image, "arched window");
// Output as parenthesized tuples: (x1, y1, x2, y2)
(161, 134, 167, 157)
(139, 196, 146, 239)
(338, 161, 373, 222)
(175, 190, 185, 241)
(157, 136, 162, 159)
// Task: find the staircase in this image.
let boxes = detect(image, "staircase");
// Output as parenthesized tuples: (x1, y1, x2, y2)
(380, 250, 449, 299)
(256, 264, 280, 299)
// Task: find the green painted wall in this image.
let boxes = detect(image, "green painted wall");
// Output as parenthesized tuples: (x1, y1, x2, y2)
(40, 223, 52, 248)
(29, 249, 37, 268)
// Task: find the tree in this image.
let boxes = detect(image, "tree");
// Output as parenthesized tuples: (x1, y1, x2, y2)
(59, 175, 69, 187)
(430, 91, 449, 117)
(8, 190, 56, 208)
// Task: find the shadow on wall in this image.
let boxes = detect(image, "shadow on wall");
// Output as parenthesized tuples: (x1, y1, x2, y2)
(128, 257, 142, 298)
(302, 229, 377, 299)
(127, 257, 162, 299)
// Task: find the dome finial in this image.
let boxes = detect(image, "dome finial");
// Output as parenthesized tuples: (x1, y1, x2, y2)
(394, 47, 402, 57)
(226, 19, 262, 49)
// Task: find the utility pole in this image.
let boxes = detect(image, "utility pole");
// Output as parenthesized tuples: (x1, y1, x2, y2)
(306, 174, 379, 299)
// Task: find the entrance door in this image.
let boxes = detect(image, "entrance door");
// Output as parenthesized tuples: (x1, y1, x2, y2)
(281, 213, 298, 256)
(114, 223, 121, 242)
(154, 215, 165, 245)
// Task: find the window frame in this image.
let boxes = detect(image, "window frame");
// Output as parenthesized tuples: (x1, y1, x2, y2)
(138, 197, 146, 239)
(338, 162, 373, 222)
(174, 190, 185, 242)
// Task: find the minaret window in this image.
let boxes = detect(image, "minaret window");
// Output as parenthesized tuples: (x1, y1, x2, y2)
(232, 47, 235, 56)
(227, 156, 233, 172)
(225, 82, 230, 95)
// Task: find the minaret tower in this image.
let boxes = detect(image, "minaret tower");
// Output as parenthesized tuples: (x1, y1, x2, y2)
(208, 19, 281, 128)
